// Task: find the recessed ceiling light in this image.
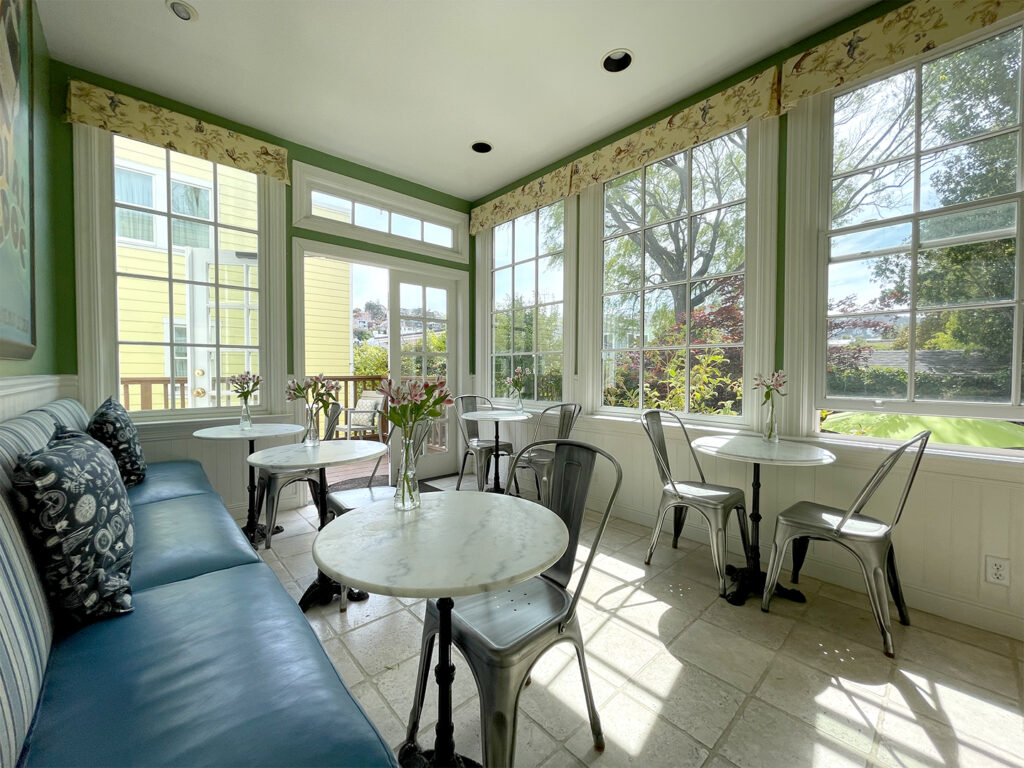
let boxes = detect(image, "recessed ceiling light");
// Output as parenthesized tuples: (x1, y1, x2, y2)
(603, 49, 633, 73)
(471, 141, 492, 154)
(166, 0, 197, 22)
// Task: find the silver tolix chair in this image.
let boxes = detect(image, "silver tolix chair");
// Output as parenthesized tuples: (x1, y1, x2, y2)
(639, 409, 751, 595)
(454, 394, 514, 492)
(512, 402, 582, 503)
(406, 439, 623, 767)
(762, 431, 930, 657)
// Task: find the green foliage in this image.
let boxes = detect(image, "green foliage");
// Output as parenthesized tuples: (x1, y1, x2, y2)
(353, 344, 388, 376)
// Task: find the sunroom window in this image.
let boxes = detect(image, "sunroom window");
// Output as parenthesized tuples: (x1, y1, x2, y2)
(820, 28, 1024, 443)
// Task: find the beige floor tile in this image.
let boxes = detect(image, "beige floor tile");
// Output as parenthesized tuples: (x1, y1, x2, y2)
(349, 681, 407, 751)
(538, 748, 588, 768)
(908, 610, 1017, 658)
(566, 690, 709, 767)
(342, 610, 426, 676)
(519, 647, 619, 742)
(373, 649, 478, 737)
(656, 546, 732, 593)
(578, 566, 634, 611)
(594, 526, 643, 553)
(624, 650, 745, 748)
(581, 618, 663, 686)
(608, 586, 701, 645)
(264, 558, 292, 584)
(304, 609, 337, 643)
(701, 597, 796, 650)
(591, 550, 652, 584)
(719, 700, 869, 768)
(803, 596, 898, 652)
(279, 552, 318, 583)
(321, 593, 405, 635)
(668, 620, 775, 693)
(898, 626, 1019, 700)
(755, 654, 884, 754)
(280, 579, 303, 602)
(320, 636, 365, 686)
(268, 530, 317, 557)
(780, 623, 893, 699)
(637, 570, 722, 617)
(873, 706, 1024, 768)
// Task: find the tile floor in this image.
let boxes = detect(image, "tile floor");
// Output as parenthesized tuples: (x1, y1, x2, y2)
(254, 476, 1024, 768)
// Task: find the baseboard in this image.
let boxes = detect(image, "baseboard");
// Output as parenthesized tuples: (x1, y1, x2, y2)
(607, 500, 1024, 642)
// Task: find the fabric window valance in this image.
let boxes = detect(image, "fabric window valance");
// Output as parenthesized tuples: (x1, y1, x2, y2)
(67, 80, 289, 183)
(470, 0, 1024, 234)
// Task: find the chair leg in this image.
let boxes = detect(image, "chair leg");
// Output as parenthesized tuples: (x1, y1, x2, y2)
(672, 506, 686, 548)
(886, 544, 911, 627)
(571, 638, 605, 751)
(707, 511, 729, 597)
(861, 558, 896, 657)
(264, 475, 281, 550)
(734, 505, 752, 569)
(533, 470, 542, 501)
(477, 667, 522, 768)
(251, 472, 268, 544)
(644, 503, 673, 566)
(761, 535, 788, 612)
(406, 630, 436, 743)
(456, 451, 470, 491)
(476, 454, 489, 492)
(791, 537, 810, 584)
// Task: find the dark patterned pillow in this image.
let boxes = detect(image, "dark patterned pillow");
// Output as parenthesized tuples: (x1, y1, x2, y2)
(13, 427, 134, 627)
(88, 396, 146, 487)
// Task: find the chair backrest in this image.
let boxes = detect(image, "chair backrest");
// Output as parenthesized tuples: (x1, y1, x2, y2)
(836, 430, 931, 531)
(506, 439, 622, 627)
(639, 409, 706, 485)
(322, 402, 342, 439)
(533, 402, 583, 442)
(454, 394, 493, 443)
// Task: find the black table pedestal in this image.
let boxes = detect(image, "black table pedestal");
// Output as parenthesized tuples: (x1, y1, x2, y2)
(725, 462, 806, 606)
(298, 466, 369, 612)
(398, 597, 481, 768)
(242, 438, 283, 546)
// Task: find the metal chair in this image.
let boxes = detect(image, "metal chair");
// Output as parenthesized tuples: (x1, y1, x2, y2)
(334, 392, 385, 441)
(406, 440, 622, 767)
(512, 402, 582, 503)
(762, 431, 930, 657)
(639, 409, 751, 596)
(454, 394, 514, 492)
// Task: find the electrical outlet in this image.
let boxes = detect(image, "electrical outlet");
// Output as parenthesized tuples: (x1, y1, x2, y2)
(984, 555, 1010, 586)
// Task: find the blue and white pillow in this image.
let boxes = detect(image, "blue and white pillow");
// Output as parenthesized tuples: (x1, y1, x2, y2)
(88, 397, 147, 488)
(13, 427, 134, 627)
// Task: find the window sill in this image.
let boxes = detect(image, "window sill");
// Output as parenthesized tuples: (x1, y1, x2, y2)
(135, 412, 297, 441)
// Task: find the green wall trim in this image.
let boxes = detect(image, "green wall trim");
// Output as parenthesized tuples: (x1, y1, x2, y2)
(294, 228, 471, 273)
(471, 0, 908, 208)
(573, 195, 580, 376)
(775, 114, 788, 371)
(51, 62, 471, 214)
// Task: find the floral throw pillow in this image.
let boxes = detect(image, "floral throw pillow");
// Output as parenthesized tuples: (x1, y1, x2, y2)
(13, 427, 135, 627)
(88, 396, 147, 488)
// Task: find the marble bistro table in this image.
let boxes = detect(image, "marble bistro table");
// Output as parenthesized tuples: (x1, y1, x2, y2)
(313, 490, 568, 768)
(690, 434, 836, 605)
(458, 409, 531, 493)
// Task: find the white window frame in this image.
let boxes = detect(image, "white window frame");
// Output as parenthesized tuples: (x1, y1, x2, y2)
(74, 124, 288, 420)
(579, 118, 778, 429)
(475, 199, 578, 409)
(786, 18, 1024, 443)
(292, 161, 469, 264)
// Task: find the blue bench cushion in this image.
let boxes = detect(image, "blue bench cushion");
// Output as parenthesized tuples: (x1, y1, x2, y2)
(126, 460, 215, 506)
(20, 563, 398, 768)
(130, 492, 259, 592)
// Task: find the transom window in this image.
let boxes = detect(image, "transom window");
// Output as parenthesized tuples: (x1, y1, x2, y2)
(490, 201, 565, 401)
(113, 135, 262, 412)
(311, 189, 454, 248)
(821, 28, 1024, 429)
(601, 128, 747, 415)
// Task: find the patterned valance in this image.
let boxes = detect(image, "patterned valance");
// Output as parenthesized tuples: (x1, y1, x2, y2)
(469, 67, 777, 234)
(780, 0, 1024, 111)
(67, 80, 289, 183)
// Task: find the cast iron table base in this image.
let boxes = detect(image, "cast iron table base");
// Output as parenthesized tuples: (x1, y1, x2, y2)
(398, 597, 480, 768)
(724, 462, 807, 606)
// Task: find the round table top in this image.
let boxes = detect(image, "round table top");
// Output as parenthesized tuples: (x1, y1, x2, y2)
(312, 491, 569, 598)
(460, 409, 531, 423)
(691, 435, 836, 467)
(193, 423, 304, 441)
(247, 439, 387, 471)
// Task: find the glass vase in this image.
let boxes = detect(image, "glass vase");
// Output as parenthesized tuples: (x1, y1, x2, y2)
(395, 435, 421, 511)
(513, 392, 524, 413)
(239, 398, 253, 430)
(303, 404, 321, 447)
(762, 397, 779, 443)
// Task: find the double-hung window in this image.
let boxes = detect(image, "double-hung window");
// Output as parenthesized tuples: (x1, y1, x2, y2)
(112, 135, 263, 413)
(819, 26, 1024, 429)
(490, 201, 565, 401)
(601, 128, 748, 416)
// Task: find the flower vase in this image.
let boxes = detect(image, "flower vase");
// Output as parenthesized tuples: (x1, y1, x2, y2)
(303, 404, 321, 447)
(239, 398, 253, 430)
(513, 392, 524, 413)
(762, 397, 779, 443)
(395, 435, 421, 511)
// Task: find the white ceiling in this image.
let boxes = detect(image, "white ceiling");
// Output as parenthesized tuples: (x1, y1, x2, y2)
(37, 0, 877, 202)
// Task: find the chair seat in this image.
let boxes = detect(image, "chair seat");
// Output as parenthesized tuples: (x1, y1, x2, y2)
(326, 485, 397, 515)
(665, 480, 744, 511)
(430, 576, 571, 666)
(466, 438, 513, 454)
(521, 447, 555, 466)
(778, 500, 891, 540)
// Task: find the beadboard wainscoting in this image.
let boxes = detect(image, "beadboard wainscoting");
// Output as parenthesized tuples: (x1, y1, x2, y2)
(0, 375, 79, 421)
(497, 412, 1024, 641)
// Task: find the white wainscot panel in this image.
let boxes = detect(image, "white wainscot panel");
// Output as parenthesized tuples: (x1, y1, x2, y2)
(0, 375, 78, 421)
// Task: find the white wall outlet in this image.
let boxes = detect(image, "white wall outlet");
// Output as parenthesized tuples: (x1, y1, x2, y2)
(984, 555, 1010, 586)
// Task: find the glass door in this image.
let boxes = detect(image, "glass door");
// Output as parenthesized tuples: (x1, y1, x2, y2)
(388, 272, 458, 478)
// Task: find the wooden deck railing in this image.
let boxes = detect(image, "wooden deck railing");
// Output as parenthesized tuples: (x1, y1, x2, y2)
(121, 377, 188, 411)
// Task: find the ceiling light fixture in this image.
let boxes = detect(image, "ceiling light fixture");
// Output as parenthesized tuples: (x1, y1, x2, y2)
(602, 49, 633, 73)
(166, 0, 197, 22)
(471, 141, 492, 154)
